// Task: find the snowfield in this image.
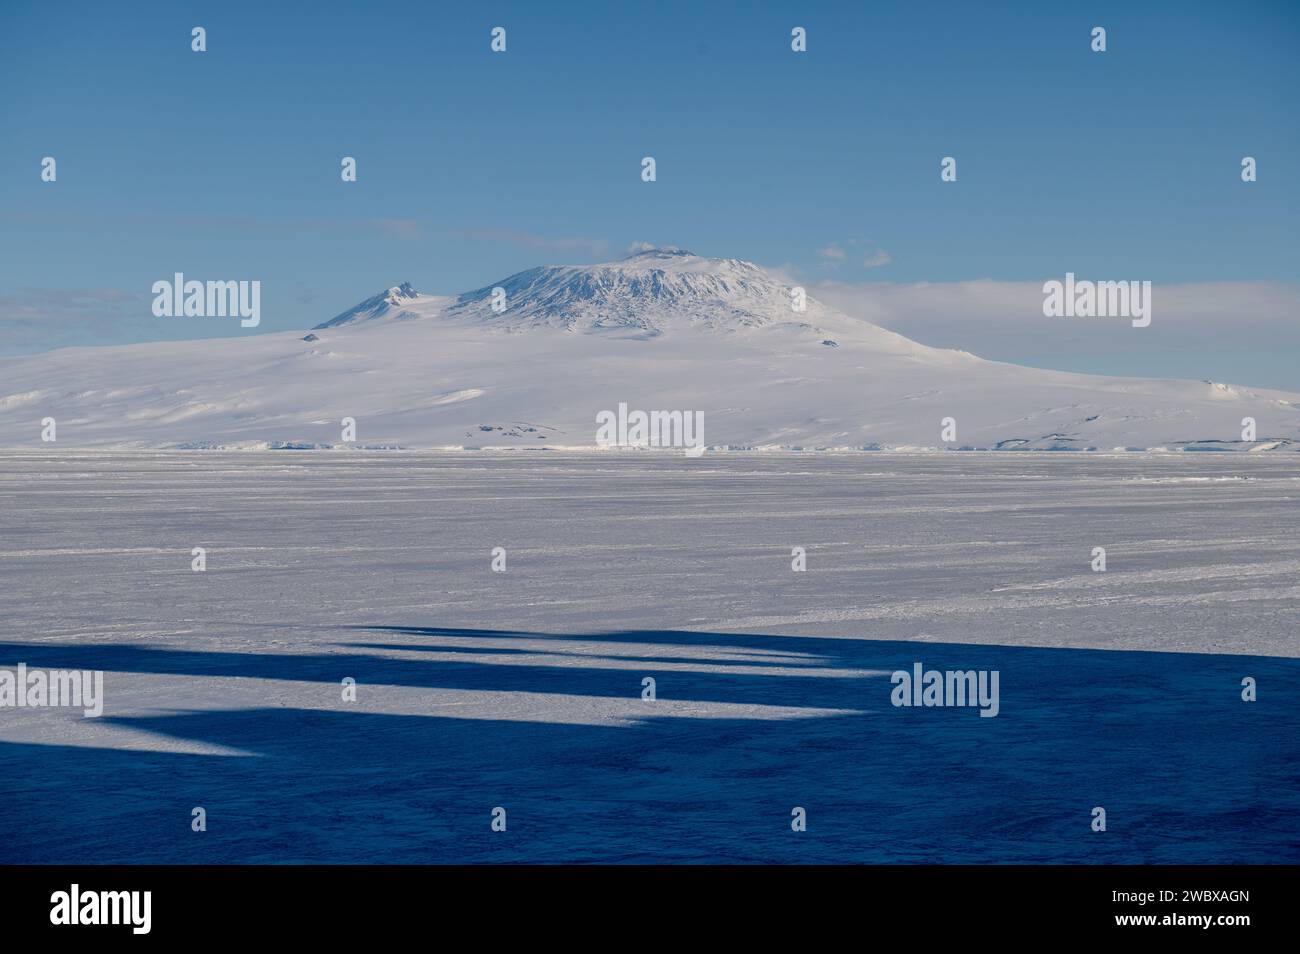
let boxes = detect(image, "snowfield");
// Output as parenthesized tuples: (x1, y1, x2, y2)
(1, 451, 1297, 863)
(1, 248, 1297, 452)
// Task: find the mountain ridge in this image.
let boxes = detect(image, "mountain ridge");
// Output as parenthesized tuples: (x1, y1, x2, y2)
(1, 248, 1297, 451)
(314, 247, 938, 355)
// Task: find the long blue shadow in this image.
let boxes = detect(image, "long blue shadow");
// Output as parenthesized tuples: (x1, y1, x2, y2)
(1, 628, 1296, 863)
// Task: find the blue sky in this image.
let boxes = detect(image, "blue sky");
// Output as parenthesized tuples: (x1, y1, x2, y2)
(1, 0, 1297, 384)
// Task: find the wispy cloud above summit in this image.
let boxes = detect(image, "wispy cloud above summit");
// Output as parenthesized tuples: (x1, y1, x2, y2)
(460, 229, 609, 258)
(818, 240, 892, 271)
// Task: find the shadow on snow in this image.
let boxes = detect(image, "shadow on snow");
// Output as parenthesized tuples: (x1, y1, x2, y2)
(2, 627, 1296, 864)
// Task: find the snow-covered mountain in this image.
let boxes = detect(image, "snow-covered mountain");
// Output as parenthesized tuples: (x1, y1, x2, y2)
(318, 246, 884, 338)
(1, 248, 1297, 450)
(314, 281, 434, 328)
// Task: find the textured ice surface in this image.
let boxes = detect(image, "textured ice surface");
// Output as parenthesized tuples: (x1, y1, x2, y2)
(1, 451, 1297, 863)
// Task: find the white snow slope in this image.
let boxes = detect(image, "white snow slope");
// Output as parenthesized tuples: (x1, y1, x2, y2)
(2, 247, 1297, 450)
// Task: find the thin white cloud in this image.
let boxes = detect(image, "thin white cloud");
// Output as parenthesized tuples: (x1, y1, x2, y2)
(369, 218, 426, 241)
(820, 239, 891, 270)
(0, 287, 141, 322)
(0, 287, 150, 353)
(461, 229, 608, 257)
(808, 278, 1300, 357)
